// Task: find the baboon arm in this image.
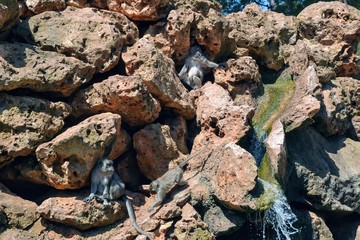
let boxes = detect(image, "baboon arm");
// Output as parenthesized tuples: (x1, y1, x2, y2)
(147, 189, 166, 212)
(204, 60, 218, 68)
(179, 65, 188, 78)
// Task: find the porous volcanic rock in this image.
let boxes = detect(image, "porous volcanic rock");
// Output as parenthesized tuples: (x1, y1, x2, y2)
(0, 183, 40, 230)
(25, 0, 66, 14)
(0, 93, 71, 166)
(281, 66, 321, 132)
(0, 42, 95, 96)
(287, 126, 360, 214)
(15, 7, 139, 73)
(71, 75, 161, 127)
(36, 113, 131, 189)
(37, 191, 126, 230)
(226, 3, 297, 71)
(107, 0, 170, 21)
(123, 38, 195, 119)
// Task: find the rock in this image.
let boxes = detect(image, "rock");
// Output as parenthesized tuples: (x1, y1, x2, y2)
(264, 119, 287, 186)
(308, 211, 333, 240)
(213, 143, 257, 212)
(192, 82, 254, 149)
(0, 93, 71, 166)
(71, 75, 161, 127)
(164, 116, 189, 155)
(0, 42, 95, 96)
(36, 113, 131, 189)
(37, 191, 126, 230)
(227, 3, 297, 71)
(133, 122, 186, 180)
(15, 7, 139, 73)
(123, 38, 195, 119)
(0, 0, 19, 38)
(204, 206, 245, 237)
(108, 0, 170, 21)
(0, 229, 39, 240)
(0, 183, 40, 230)
(25, 0, 66, 14)
(297, 2, 360, 45)
(65, 0, 87, 8)
(173, 203, 214, 240)
(214, 56, 261, 105)
(286, 126, 360, 214)
(281, 66, 321, 132)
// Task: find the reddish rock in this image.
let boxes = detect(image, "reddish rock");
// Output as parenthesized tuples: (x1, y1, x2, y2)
(71, 75, 161, 127)
(0, 93, 71, 166)
(37, 191, 126, 230)
(281, 66, 321, 132)
(0, 42, 95, 96)
(0, 183, 40, 230)
(214, 143, 257, 212)
(36, 113, 131, 189)
(25, 0, 66, 14)
(108, 0, 170, 21)
(123, 38, 195, 119)
(16, 7, 139, 73)
(309, 211, 333, 240)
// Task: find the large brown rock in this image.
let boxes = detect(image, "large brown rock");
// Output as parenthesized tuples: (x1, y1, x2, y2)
(214, 56, 261, 105)
(15, 7, 139, 73)
(213, 143, 257, 212)
(25, 0, 66, 14)
(36, 113, 131, 189)
(123, 38, 195, 119)
(0, 183, 40, 230)
(281, 66, 321, 132)
(0, 0, 19, 38)
(107, 0, 170, 21)
(192, 82, 254, 149)
(37, 191, 126, 230)
(0, 42, 95, 96)
(133, 119, 188, 180)
(227, 3, 297, 71)
(71, 75, 161, 127)
(286, 126, 360, 214)
(0, 93, 71, 166)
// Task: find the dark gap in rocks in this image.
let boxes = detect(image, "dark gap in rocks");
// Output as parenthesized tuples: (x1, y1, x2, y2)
(132, 20, 160, 38)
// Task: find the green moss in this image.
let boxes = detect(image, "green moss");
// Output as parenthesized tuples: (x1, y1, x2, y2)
(357, 42, 360, 56)
(189, 228, 214, 240)
(258, 153, 278, 185)
(252, 72, 295, 134)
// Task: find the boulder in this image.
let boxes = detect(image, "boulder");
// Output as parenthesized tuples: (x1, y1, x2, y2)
(36, 113, 131, 189)
(71, 75, 161, 127)
(0, 42, 95, 96)
(227, 3, 297, 71)
(123, 38, 195, 119)
(15, 7, 139, 73)
(37, 191, 126, 230)
(108, 0, 170, 21)
(0, 93, 71, 166)
(0, 0, 19, 38)
(286, 126, 360, 214)
(25, 0, 66, 14)
(0, 184, 40, 230)
(281, 66, 321, 132)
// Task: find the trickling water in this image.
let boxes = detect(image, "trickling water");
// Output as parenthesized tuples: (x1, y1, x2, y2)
(249, 130, 267, 166)
(259, 179, 299, 240)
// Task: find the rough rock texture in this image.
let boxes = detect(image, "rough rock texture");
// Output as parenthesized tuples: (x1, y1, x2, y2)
(0, 0, 19, 38)
(0, 93, 71, 166)
(37, 191, 126, 230)
(0, 42, 95, 96)
(0, 184, 40, 230)
(265, 119, 287, 186)
(133, 120, 188, 180)
(71, 75, 161, 127)
(36, 113, 131, 189)
(192, 82, 254, 148)
(108, 0, 170, 21)
(287, 126, 360, 214)
(227, 3, 297, 71)
(123, 38, 195, 119)
(0, 228, 39, 240)
(65, 0, 87, 8)
(281, 66, 321, 132)
(25, 0, 66, 14)
(214, 56, 261, 105)
(15, 7, 139, 73)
